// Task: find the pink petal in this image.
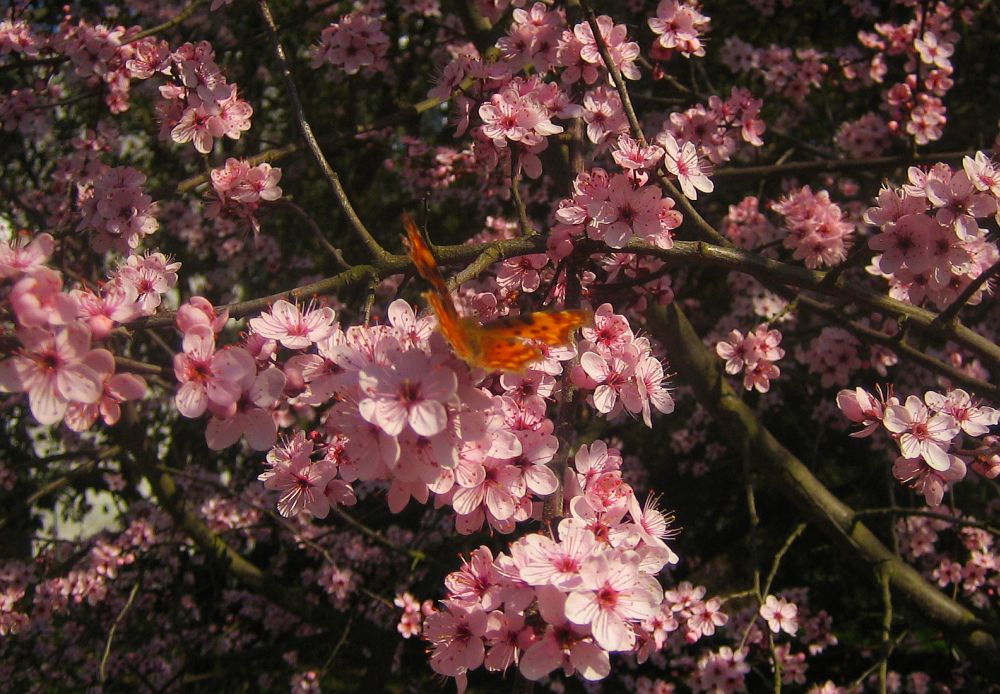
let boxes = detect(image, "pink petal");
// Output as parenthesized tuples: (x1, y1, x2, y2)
(408, 399, 447, 437)
(28, 378, 66, 425)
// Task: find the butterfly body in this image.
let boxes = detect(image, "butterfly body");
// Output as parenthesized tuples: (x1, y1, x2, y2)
(404, 213, 592, 373)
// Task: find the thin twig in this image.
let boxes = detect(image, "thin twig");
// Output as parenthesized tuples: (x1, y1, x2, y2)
(282, 200, 352, 270)
(713, 150, 969, 179)
(934, 258, 1000, 325)
(257, 0, 389, 263)
(125, 0, 207, 44)
(761, 523, 807, 600)
(99, 579, 141, 684)
(853, 508, 1000, 537)
(578, 1, 731, 247)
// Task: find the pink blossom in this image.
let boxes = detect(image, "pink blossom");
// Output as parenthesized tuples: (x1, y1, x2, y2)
(176, 296, 230, 334)
(116, 252, 181, 315)
(836, 387, 889, 437)
(519, 586, 611, 681)
(578, 346, 639, 415)
(205, 366, 285, 450)
(575, 86, 628, 144)
(648, 0, 711, 59)
(479, 85, 563, 149)
(452, 458, 521, 523)
(507, 429, 559, 496)
(497, 254, 548, 294)
(0, 325, 104, 426)
(0, 232, 54, 279)
(684, 595, 728, 640)
(892, 454, 967, 507)
(962, 151, 1000, 197)
(926, 170, 995, 240)
(620, 355, 675, 426)
(426, 601, 488, 677)
(9, 267, 79, 328)
(883, 395, 960, 471)
(64, 349, 147, 432)
(716, 329, 754, 375)
(483, 609, 526, 673)
(261, 459, 337, 518)
(658, 133, 714, 200)
(612, 134, 664, 171)
(513, 520, 597, 590)
(572, 15, 640, 81)
(759, 595, 798, 634)
(72, 283, 140, 339)
(444, 547, 505, 611)
(358, 349, 458, 437)
(913, 32, 953, 70)
(587, 174, 665, 248)
(924, 389, 998, 436)
(173, 325, 255, 419)
(249, 300, 337, 350)
(564, 552, 661, 651)
(386, 299, 434, 348)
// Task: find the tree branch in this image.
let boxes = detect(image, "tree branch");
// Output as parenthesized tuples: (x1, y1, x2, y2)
(647, 302, 1000, 677)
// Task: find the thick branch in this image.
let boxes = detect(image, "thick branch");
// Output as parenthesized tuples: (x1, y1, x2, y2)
(117, 407, 343, 628)
(647, 302, 1000, 677)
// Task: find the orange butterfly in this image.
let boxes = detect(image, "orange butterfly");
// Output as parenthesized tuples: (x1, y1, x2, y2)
(403, 213, 593, 373)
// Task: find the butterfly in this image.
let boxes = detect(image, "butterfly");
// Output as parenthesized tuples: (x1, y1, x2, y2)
(403, 213, 593, 373)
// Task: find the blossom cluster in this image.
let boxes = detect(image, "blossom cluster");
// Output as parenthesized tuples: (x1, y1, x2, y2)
(422, 441, 688, 686)
(837, 386, 999, 505)
(715, 324, 785, 393)
(311, 11, 390, 75)
(864, 153, 999, 309)
(721, 37, 828, 104)
(834, 112, 891, 158)
(724, 195, 781, 250)
(77, 166, 159, 253)
(429, 12, 648, 178)
(771, 186, 855, 269)
(571, 303, 675, 427)
(897, 512, 999, 611)
(553, 168, 682, 252)
(859, 4, 958, 145)
(129, 40, 253, 154)
(0, 233, 160, 429)
(170, 293, 675, 529)
(648, 0, 711, 60)
(51, 17, 161, 114)
(206, 158, 284, 233)
(657, 87, 766, 166)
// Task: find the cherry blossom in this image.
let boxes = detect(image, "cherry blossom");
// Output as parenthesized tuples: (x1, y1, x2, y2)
(883, 395, 960, 471)
(173, 325, 255, 420)
(249, 300, 337, 350)
(658, 132, 714, 200)
(358, 349, 458, 438)
(0, 325, 104, 426)
(564, 551, 662, 652)
(760, 595, 799, 635)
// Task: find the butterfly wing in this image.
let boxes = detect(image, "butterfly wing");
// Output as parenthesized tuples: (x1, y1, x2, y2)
(403, 213, 479, 360)
(403, 212, 448, 296)
(474, 309, 594, 372)
(474, 328, 544, 373)
(403, 213, 594, 373)
(482, 309, 594, 346)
